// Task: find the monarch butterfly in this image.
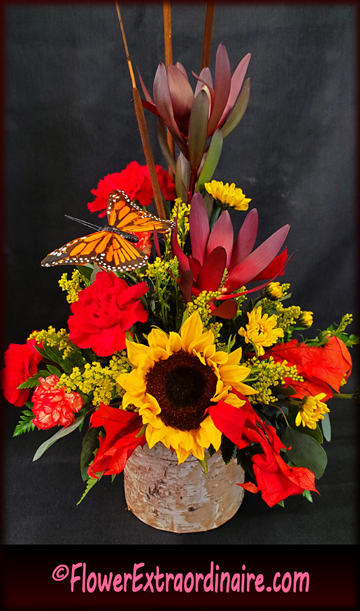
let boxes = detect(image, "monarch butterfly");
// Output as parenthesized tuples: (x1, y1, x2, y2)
(41, 189, 175, 272)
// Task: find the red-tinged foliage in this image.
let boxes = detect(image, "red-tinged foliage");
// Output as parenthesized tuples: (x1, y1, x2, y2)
(208, 396, 318, 507)
(1, 338, 43, 407)
(88, 404, 146, 478)
(265, 336, 353, 400)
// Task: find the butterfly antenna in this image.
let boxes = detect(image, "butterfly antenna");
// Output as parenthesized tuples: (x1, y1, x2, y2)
(64, 215, 101, 231)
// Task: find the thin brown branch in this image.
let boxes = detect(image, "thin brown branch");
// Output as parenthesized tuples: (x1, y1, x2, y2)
(115, 2, 166, 219)
(163, 2, 175, 182)
(201, 2, 215, 70)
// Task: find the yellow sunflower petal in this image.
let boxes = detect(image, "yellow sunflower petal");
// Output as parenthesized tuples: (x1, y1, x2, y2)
(198, 415, 222, 451)
(188, 329, 215, 355)
(126, 339, 149, 367)
(224, 392, 246, 408)
(167, 331, 182, 354)
(147, 327, 169, 350)
(233, 380, 258, 395)
(146, 422, 169, 448)
(175, 446, 193, 464)
(225, 346, 243, 366)
(149, 346, 170, 362)
(181, 311, 203, 351)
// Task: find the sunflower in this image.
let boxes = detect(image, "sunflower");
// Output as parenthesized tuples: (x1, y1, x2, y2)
(117, 311, 256, 463)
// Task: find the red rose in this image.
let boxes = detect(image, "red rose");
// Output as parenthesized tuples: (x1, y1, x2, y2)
(265, 336, 353, 400)
(68, 271, 149, 357)
(1, 338, 43, 407)
(209, 398, 318, 507)
(88, 403, 146, 479)
(88, 161, 175, 216)
(32, 375, 83, 430)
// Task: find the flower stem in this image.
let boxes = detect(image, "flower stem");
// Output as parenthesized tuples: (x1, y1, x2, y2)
(332, 393, 355, 399)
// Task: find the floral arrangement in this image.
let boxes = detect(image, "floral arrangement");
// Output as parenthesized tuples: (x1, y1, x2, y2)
(3, 9, 358, 513)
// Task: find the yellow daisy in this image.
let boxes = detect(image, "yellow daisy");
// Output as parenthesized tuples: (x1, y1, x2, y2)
(117, 311, 256, 463)
(204, 180, 251, 211)
(295, 393, 329, 430)
(238, 306, 284, 356)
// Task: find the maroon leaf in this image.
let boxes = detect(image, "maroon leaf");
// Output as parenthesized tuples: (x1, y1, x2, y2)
(189, 192, 210, 266)
(230, 208, 259, 268)
(188, 90, 209, 172)
(141, 99, 160, 116)
(179, 269, 194, 303)
(137, 68, 155, 104)
(194, 67, 214, 97)
(153, 63, 186, 146)
(188, 256, 202, 283)
(206, 210, 234, 268)
(221, 78, 251, 139)
(171, 225, 190, 273)
(219, 53, 251, 125)
(225, 224, 290, 292)
(196, 246, 226, 292)
(211, 299, 238, 319)
(207, 44, 231, 137)
(167, 64, 194, 135)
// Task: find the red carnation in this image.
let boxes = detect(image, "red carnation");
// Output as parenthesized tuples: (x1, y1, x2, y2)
(88, 161, 175, 216)
(32, 375, 83, 430)
(265, 336, 353, 401)
(1, 338, 43, 407)
(68, 271, 149, 357)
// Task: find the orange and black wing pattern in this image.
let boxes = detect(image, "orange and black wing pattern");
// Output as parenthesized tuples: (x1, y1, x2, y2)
(41, 231, 148, 272)
(107, 190, 175, 233)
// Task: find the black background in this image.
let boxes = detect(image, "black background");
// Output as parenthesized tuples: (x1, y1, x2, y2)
(2, 0, 358, 560)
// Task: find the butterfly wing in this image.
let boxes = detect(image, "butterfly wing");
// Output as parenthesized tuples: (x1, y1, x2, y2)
(107, 189, 175, 233)
(41, 230, 148, 272)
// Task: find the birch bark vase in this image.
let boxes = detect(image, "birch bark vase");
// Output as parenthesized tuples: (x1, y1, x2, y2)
(124, 442, 245, 533)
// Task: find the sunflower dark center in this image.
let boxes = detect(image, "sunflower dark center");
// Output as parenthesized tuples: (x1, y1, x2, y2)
(145, 350, 218, 431)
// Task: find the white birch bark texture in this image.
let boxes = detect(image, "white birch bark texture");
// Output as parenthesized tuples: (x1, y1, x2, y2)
(124, 442, 245, 533)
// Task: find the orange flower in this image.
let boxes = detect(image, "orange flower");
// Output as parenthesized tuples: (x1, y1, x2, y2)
(32, 375, 83, 430)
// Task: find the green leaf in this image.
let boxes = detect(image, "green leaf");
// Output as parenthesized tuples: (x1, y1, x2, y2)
(302, 490, 313, 503)
(80, 426, 101, 481)
(157, 117, 176, 173)
(196, 129, 223, 192)
(34, 345, 48, 358)
(221, 435, 235, 465)
(221, 78, 251, 139)
(43, 344, 63, 364)
(77, 474, 102, 505)
(321, 411, 331, 442)
(17, 373, 41, 389)
(287, 405, 323, 444)
(46, 365, 63, 377)
(188, 89, 209, 172)
(277, 500, 285, 508)
(196, 455, 208, 473)
(33, 413, 86, 462)
(175, 154, 188, 202)
(90, 263, 102, 284)
(281, 426, 328, 479)
(13, 408, 35, 437)
(207, 444, 216, 457)
(76, 264, 93, 282)
(136, 424, 147, 438)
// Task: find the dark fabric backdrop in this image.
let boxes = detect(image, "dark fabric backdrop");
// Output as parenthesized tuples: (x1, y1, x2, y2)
(3, 3, 358, 549)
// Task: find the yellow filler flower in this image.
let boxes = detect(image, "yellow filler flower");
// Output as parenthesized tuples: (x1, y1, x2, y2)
(238, 306, 284, 356)
(117, 311, 256, 464)
(205, 180, 251, 211)
(295, 393, 330, 430)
